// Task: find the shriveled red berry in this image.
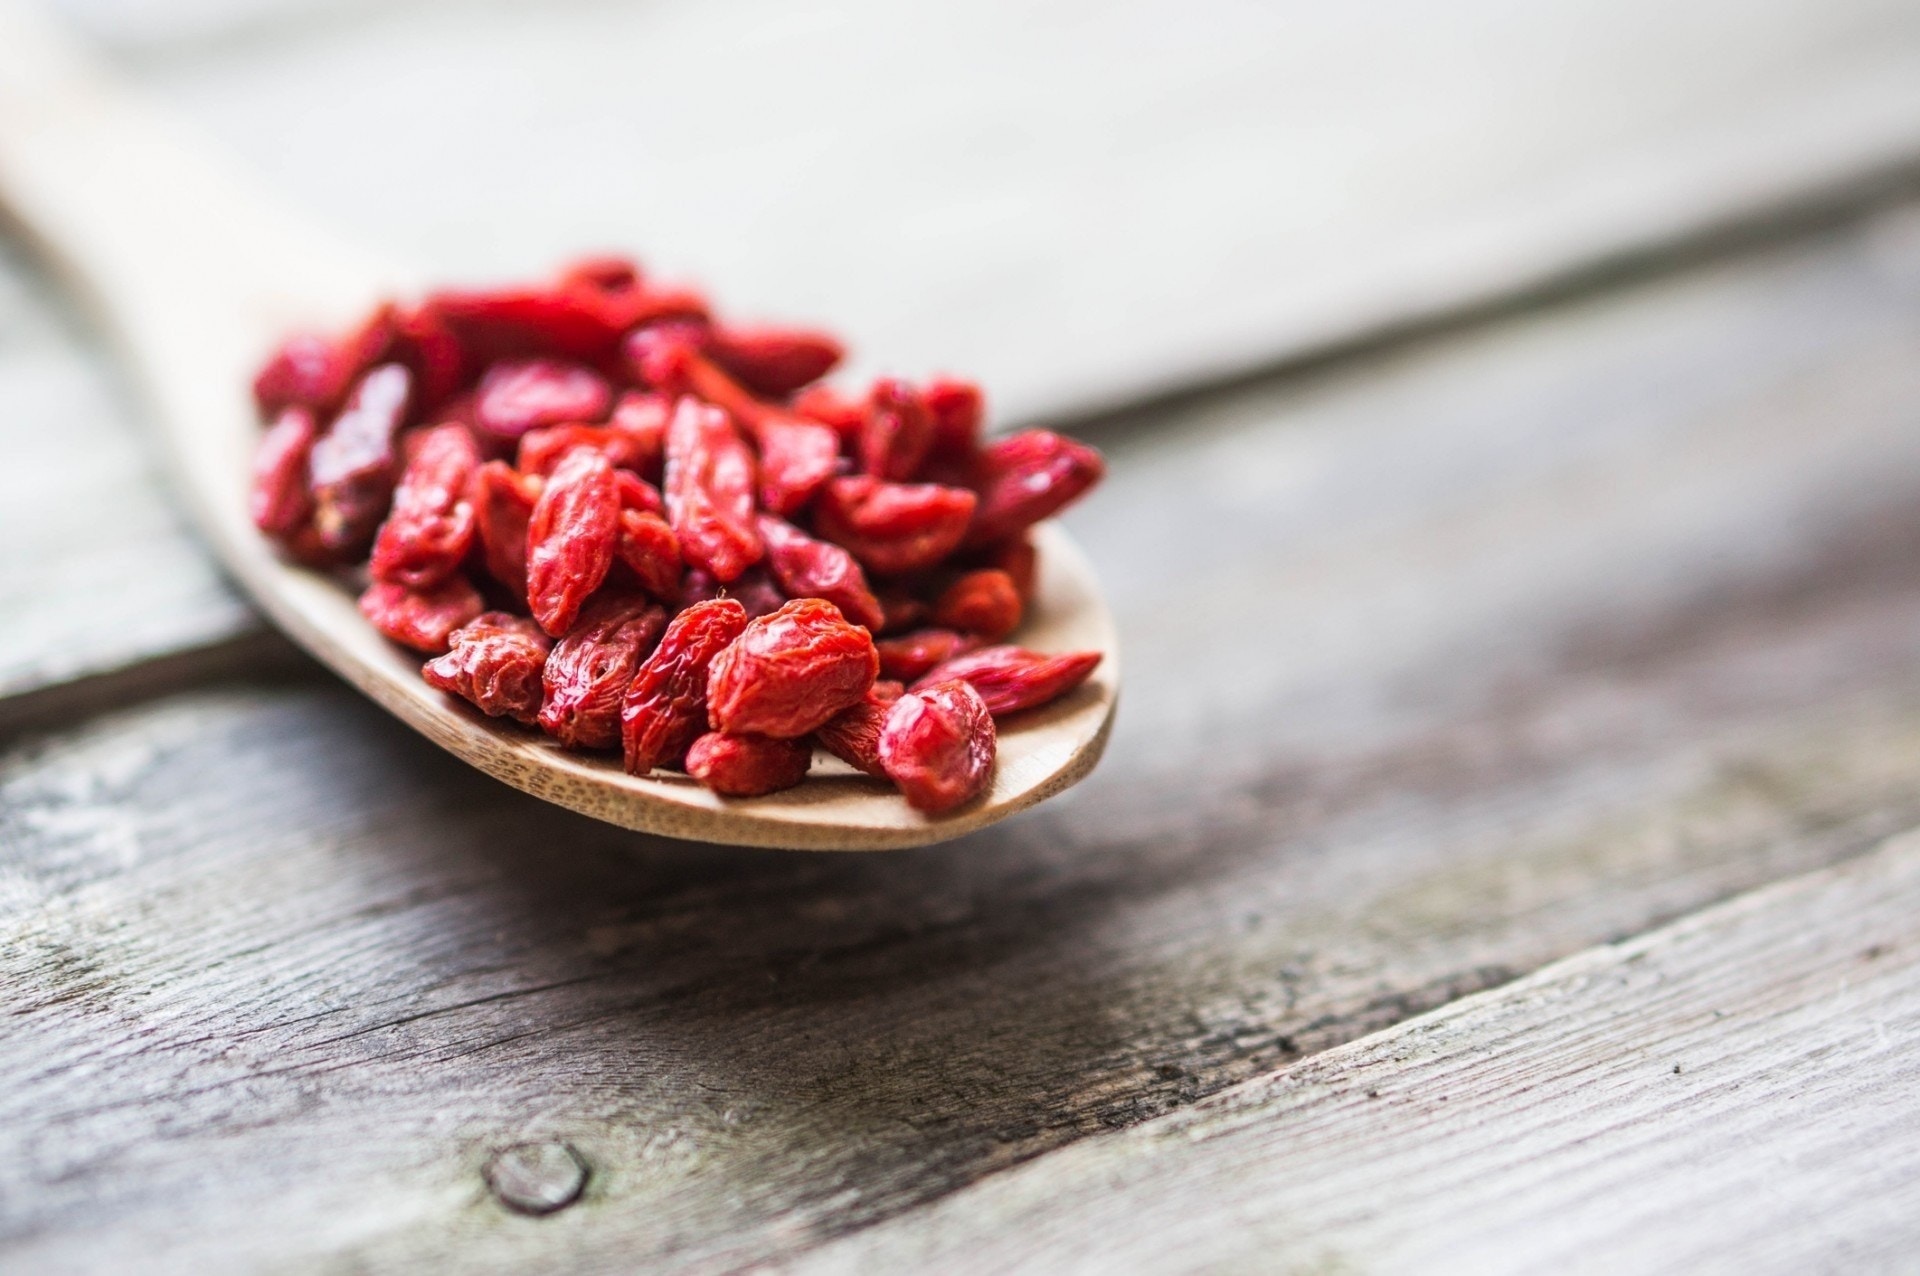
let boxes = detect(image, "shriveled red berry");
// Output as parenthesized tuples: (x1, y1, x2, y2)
(931, 569, 1022, 640)
(757, 516, 885, 632)
(878, 680, 996, 813)
(607, 390, 672, 478)
(358, 576, 484, 654)
(685, 731, 813, 797)
(812, 476, 977, 576)
(390, 303, 466, 412)
(615, 508, 682, 600)
(913, 645, 1102, 716)
(923, 378, 984, 459)
(308, 363, 413, 556)
(971, 534, 1039, 602)
(707, 324, 844, 398)
(467, 461, 541, 597)
(707, 598, 879, 739)
(369, 423, 480, 589)
(791, 384, 867, 448)
(620, 598, 750, 774)
(537, 592, 667, 750)
(965, 429, 1105, 547)
(474, 358, 611, 442)
(426, 283, 678, 366)
(663, 396, 763, 582)
(813, 684, 903, 778)
(681, 567, 786, 619)
(518, 423, 655, 477)
(251, 406, 317, 538)
(859, 378, 935, 481)
(252, 306, 394, 419)
(422, 612, 551, 723)
(877, 629, 980, 682)
(614, 469, 664, 516)
(526, 448, 619, 636)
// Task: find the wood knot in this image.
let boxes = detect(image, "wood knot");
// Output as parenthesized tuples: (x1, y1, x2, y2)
(485, 1141, 588, 1216)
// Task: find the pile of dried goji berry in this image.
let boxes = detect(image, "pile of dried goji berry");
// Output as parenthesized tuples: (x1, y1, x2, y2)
(248, 256, 1105, 811)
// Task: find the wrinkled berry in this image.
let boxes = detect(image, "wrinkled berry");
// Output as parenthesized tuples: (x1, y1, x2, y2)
(526, 448, 619, 636)
(757, 515, 885, 632)
(423, 611, 551, 723)
(475, 358, 612, 442)
(913, 645, 1102, 717)
(538, 592, 667, 749)
(814, 682, 903, 778)
(370, 423, 480, 589)
(685, 731, 813, 796)
(621, 598, 750, 774)
(707, 598, 878, 739)
(878, 680, 996, 813)
(966, 429, 1105, 547)
(877, 628, 981, 682)
(251, 406, 317, 537)
(358, 576, 484, 653)
(931, 569, 1022, 641)
(467, 460, 541, 597)
(664, 396, 762, 582)
(812, 476, 977, 576)
(707, 324, 844, 398)
(309, 363, 413, 555)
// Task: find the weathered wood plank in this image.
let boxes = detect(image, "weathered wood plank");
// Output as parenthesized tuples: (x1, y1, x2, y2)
(793, 830, 1920, 1274)
(5, 210, 1920, 1270)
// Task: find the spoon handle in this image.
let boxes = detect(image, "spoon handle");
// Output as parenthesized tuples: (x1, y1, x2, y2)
(0, 1, 392, 409)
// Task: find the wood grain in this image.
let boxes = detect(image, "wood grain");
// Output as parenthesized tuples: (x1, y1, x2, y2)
(0, 2, 1119, 847)
(793, 829, 1920, 1274)
(6, 207, 1920, 1268)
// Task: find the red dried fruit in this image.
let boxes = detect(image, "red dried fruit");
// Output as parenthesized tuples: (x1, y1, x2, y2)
(706, 598, 879, 739)
(518, 423, 655, 477)
(252, 306, 395, 419)
(607, 390, 672, 478)
(923, 378, 984, 459)
(251, 406, 317, 537)
(615, 508, 682, 600)
(876, 628, 981, 682)
(814, 684, 900, 778)
(757, 515, 885, 632)
(390, 303, 466, 412)
(620, 598, 749, 774)
(466, 461, 541, 596)
(358, 576, 484, 654)
(663, 396, 763, 582)
(637, 335, 839, 515)
(526, 448, 619, 636)
(309, 363, 413, 555)
(931, 569, 1022, 641)
(966, 429, 1105, 547)
(707, 324, 844, 398)
(913, 645, 1102, 717)
(614, 470, 665, 516)
(681, 567, 787, 619)
(537, 592, 667, 750)
(685, 731, 813, 796)
(369, 423, 480, 588)
(474, 358, 612, 443)
(878, 680, 996, 813)
(972, 534, 1039, 602)
(422, 611, 551, 723)
(859, 378, 935, 481)
(792, 384, 867, 448)
(426, 282, 691, 367)
(811, 475, 977, 576)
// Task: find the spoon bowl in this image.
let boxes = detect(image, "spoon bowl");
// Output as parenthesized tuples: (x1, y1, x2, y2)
(0, 2, 1117, 848)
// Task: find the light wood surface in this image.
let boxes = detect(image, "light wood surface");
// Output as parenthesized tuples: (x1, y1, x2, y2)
(792, 828, 1920, 1275)
(0, 0, 1119, 848)
(6, 197, 1920, 1268)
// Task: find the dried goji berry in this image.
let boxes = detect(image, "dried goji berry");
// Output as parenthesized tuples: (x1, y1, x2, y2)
(474, 358, 612, 443)
(706, 598, 879, 739)
(614, 469, 664, 516)
(466, 460, 541, 597)
(426, 285, 637, 366)
(537, 592, 667, 749)
(422, 611, 551, 723)
(607, 390, 672, 478)
(518, 423, 655, 477)
(370, 423, 479, 588)
(663, 396, 763, 582)
(707, 324, 844, 398)
(252, 305, 395, 420)
(620, 598, 749, 774)
(615, 508, 682, 600)
(965, 429, 1105, 547)
(923, 378, 984, 459)
(813, 683, 902, 778)
(877, 679, 996, 813)
(681, 567, 787, 619)
(876, 628, 980, 682)
(251, 406, 317, 538)
(931, 569, 1022, 640)
(391, 303, 467, 413)
(358, 576, 484, 653)
(858, 378, 934, 481)
(811, 475, 977, 576)
(757, 515, 885, 631)
(685, 731, 813, 796)
(913, 645, 1102, 716)
(969, 533, 1038, 602)
(526, 447, 619, 636)
(309, 362, 413, 555)
(791, 383, 867, 449)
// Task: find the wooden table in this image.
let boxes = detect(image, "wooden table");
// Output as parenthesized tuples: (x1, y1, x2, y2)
(6, 3, 1920, 1270)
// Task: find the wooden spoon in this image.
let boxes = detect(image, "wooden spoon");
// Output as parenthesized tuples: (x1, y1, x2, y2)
(0, 3, 1117, 849)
